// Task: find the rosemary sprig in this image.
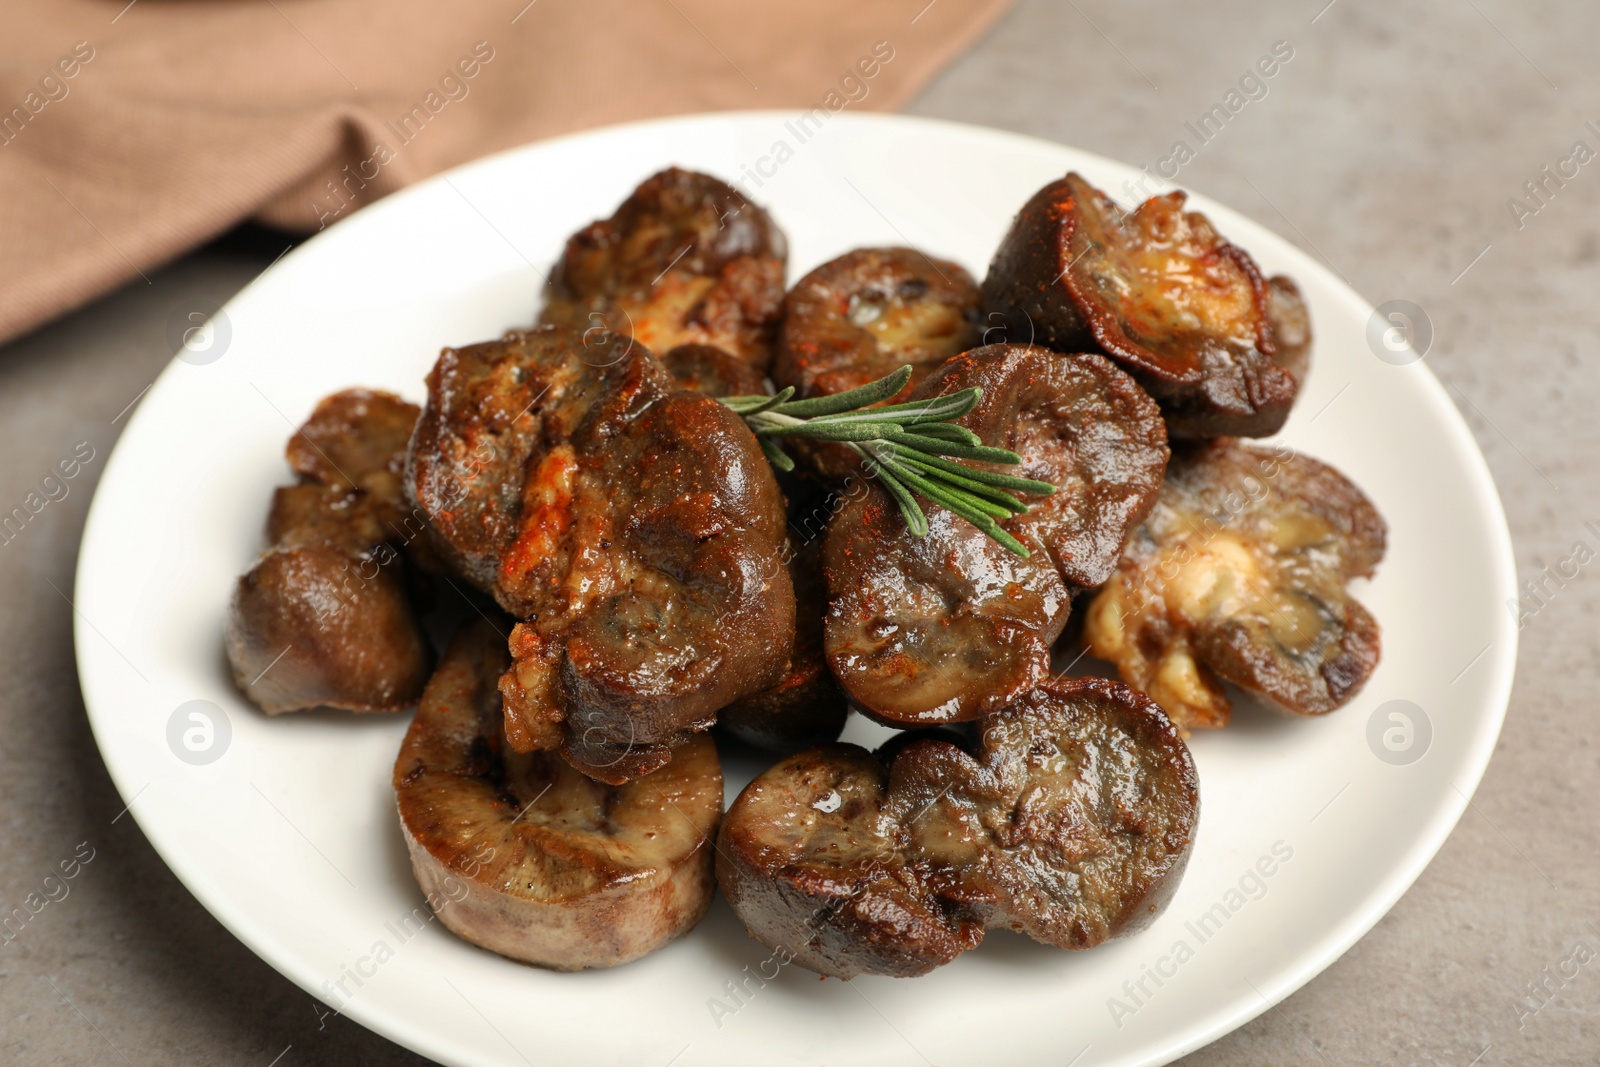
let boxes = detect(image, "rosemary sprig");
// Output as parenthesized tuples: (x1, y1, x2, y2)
(720, 366, 1055, 557)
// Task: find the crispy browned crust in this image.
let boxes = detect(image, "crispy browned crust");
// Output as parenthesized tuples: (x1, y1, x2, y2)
(1084, 439, 1386, 730)
(396, 620, 722, 970)
(717, 676, 1199, 978)
(226, 389, 430, 714)
(823, 343, 1168, 726)
(406, 326, 794, 782)
(538, 168, 788, 369)
(982, 172, 1303, 439)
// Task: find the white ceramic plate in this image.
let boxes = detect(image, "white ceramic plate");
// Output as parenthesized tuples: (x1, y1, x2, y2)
(76, 113, 1516, 1067)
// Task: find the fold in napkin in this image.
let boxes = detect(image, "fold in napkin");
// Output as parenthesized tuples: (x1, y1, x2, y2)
(0, 0, 1012, 346)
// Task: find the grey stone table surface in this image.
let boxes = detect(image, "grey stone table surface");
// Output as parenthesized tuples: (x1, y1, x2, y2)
(2, 1, 1595, 1064)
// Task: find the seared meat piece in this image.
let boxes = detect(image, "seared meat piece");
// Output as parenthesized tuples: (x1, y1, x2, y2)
(717, 676, 1199, 978)
(772, 248, 982, 482)
(228, 544, 429, 714)
(827, 497, 1070, 726)
(982, 172, 1302, 439)
(283, 388, 418, 498)
(659, 354, 847, 754)
(775, 248, 982, 400)
(406, 326, 794, 783)
(1083, 440, 1386, 731)
(1264, 274, 1312, 385)
(538, 168, 788, 369)
(718, 536, 849, 753)
(824, 344, 1169, 725)
(726, 742, 981, 979)
(265, 483, 398, 550)
(659, 342, 766, 399)
(226, 389, 429, 714)
(396, 619, 722, 970)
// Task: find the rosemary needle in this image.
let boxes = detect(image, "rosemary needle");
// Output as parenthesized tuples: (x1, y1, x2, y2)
(720, 366, 1055, 557)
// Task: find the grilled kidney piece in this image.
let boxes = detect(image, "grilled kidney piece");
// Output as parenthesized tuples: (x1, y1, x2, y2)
(406, 326, 794, 783)
(774, 248, 981, 398)
(717, 676, 1199, 979)
(1083, 440, 1386, 731)
(226, 389, 429, 714)
(1264, 274, 1312, 385)
(660, 342, 767, 399)
(396, 620, 723, 970)
(982, 172, 1302, 439)
(537, 168, 787, 369)
(658, 365, 848, 754)
(826, 494, 1070, 727)
(772, 248, 982, 482)
(824, 344, 1168, 726)
(717, 535, 849, 753)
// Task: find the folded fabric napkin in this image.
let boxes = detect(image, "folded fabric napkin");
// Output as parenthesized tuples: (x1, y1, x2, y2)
(0, 0, 1011, 345)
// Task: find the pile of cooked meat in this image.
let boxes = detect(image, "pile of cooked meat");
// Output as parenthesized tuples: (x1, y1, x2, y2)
(225, 167, 1385, 978)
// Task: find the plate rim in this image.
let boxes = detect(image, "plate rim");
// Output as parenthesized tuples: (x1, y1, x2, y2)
(73, 109, 1519, 1067)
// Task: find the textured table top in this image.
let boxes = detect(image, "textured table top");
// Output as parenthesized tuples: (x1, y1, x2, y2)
(3, 1, 1595, 1064)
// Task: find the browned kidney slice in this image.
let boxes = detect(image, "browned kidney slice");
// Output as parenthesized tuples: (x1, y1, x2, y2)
(982, 172, 1304, 439)
(226, 389, 429, 714)
(717, 676, 1199, 978)
(396, 619, 722, 970)
(823, 343, 1168, 725)
(1264, 274, 1312, 384)
(772, 247, 982, 481)
(659, 342, 767, 399)
(1084, 439, 1386, 730)
(406, 326, 793, 782)
(773, 247, 981, 399)
(825, 494, 1071, 726)
(659, 351, 849, 755)
(716, 534, 850, 753)
(537, 168, 787, 369)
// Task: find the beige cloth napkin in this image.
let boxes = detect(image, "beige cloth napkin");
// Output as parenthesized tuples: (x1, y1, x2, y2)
(0, 0, 1012, 346)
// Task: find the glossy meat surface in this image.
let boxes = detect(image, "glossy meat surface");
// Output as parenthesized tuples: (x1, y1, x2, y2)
(406, 326, 794, 782)
(284, 388, 419, 498)
(395, 620, 722, 970)
(538, 168, 787, 369)
(1083, 440, 1386, 730)
(717, 677, 1199, 978)
(827, 495, 1070, 725)
(717, 536, 849, 753)
(824, 344, 1169, 725)
(774, 247, 981, 399)
(660, 342, 766, 399)
(772, 247, 981, 481)
(226, 389, 429, 714)
(659, 371, 848, 754)
(982, 172, 1302, 438)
